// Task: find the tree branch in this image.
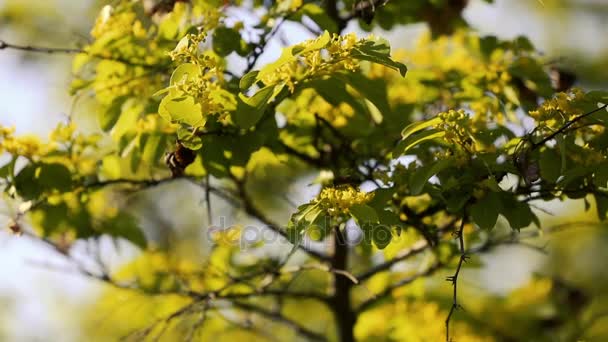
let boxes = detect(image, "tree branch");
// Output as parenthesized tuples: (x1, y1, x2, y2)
(445, 213, 469, 342)
(530, 103, 608, 150)
(0, 39, 169, 70)
(356, 239, 429, 282)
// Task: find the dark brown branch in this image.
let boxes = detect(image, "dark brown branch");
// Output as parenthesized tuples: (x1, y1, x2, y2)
(0, 39, 168, 70)
(330, 226, 356, 342)
(343, 0, 391, 22)
(324, 0, 347, 32)
(0, 39, 81, 54)
(245, 14, 290, 73)
(530, 103, 608, 150)
(356, 239, 429, 282)
(445, 213, 469, 342)
(84, 176, 239, 207)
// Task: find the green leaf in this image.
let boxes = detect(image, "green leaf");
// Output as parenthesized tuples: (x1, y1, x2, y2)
(158, 94, 204, 127)
(170, 63, 201, 86)
(295, 30, 331, 55)
(401, 129, 446, 154)
(539, 148, 561, 183)
(376, 209, 401, 228)
(0, 157, 17, 179)
(14, 164, 42, 200)
(14, 163, 72, 200)
(367, 188, 396, 210)
(141, 133, 166, 165)
(503, 85, 520, 106)
(212, 26, 243, 57)
(371, 225, 392, 249)
(233, 85, 275, 128)
(102, 212, 147, 249)
(470, 192, 501, 230)
(240, 70, 259, 91)
(351, 37, 407, 77)
(401, 117, 442, 140)
(298, 4, 339, 33)
(99, 96, 128, 132)
(594, 162, 608, 188)
(594, 194, 608, 221)
(350, 203, 379, 225)
(38, 163, 72, 192)
(338, 72, 391, 119)
(177, 127, 203, 150)
(309, 212, 331, 241)
(409, 159, 453, 195)
(500, 195, 536, 230)
(445, 190, 472, 213)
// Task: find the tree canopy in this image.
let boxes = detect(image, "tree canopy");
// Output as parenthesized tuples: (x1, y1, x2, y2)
(1, 0, 608, 341)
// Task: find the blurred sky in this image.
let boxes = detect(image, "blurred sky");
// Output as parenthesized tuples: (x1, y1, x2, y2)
(0, 0, 607, 340)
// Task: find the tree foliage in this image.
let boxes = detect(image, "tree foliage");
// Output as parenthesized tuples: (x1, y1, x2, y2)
(1, 0, 608, 341)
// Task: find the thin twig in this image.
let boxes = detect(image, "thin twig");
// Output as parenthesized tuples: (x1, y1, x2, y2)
(445, 212, 469, 342)
(0, 39, 169, 70)
(530, 103, 608, 150)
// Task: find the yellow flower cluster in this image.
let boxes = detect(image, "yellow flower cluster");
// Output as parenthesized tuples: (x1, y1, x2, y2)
(49, 122, 76, 143)
(356, 299, 492, 342)
(136, 114, 175, 134)
(529, 88, 586, 129)
(317, 185, 374, 216)
(437, 109, 476, 152)
(282, 89, 355, 127)
(0, 125, 44, 159)
(91, 5, 146, 40)
(0, 122, 102, 177)
(173, 64, 234, 116)
(169, 32, 208, 64)
(378, 31, 522, 127)
(260, 33, 361, 92)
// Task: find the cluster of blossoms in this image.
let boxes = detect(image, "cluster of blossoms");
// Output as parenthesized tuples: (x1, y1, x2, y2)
(169, 32, 208, 65)
(281, 89, 356, 128)
(260, 33, 361, 92)
(314, 99, 355, 128)
(91, 5, 147, 40)
(376, 31, 527, 126)
(529, 88, 587, 130)
(0, 123, 101, 175)
(437, 109, 476, 152)
(0, 125, 45, 159)
(173, 66, 235, 119)
(316, 185, 374, 217)
(166, 34, 235, 120)
(136, 114, 175, 135)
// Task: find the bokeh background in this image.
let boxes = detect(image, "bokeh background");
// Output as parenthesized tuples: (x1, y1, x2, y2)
(1, 0, 608, 340)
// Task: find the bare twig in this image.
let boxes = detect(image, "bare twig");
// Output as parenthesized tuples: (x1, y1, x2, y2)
(445, 213, 469, 342)
(530, 103, 608, 150)
(356, 239, 430, 282)
(0, 39, 169, 70)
